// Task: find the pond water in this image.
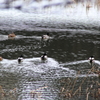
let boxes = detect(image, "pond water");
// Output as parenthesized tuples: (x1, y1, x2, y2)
(0, 0, 100, 100)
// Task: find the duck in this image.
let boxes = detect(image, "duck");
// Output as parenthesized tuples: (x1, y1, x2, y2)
(8, 32, 16, 39)
(41, 53, 48, 62)
(42, 33, 50, 41)
(18, 55, 23, 64)
(88, 56, 94, 65)
(0, 56, 3, 61)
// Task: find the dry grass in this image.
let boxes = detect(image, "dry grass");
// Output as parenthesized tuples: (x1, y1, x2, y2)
(30, 86, 48, 99)
(0, 86, 17, 100)
(0, 85, 48, 99)
(59, 64, 100, 100)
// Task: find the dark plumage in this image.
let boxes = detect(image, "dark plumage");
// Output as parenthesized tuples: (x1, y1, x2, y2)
(18, 55, 23, 64)
(89, 56, 94, 65)
(41, 53, 48, 61)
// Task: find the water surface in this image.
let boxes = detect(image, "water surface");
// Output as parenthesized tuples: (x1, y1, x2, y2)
(0, 0, 100, 100)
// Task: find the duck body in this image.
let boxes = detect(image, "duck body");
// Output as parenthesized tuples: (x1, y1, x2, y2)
(18, 55, 23, 64)
(42, 33, 50, 41)
(0, 57, 3, 61)
(8, 33, 16, 39)
(41, 53, 48, 62)
(89, 56, 94, 65)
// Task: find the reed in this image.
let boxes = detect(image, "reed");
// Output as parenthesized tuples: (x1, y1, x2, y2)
(95, 0, 100, 10)
(30, 86, 48, 98)
(0, 86, 17, 100)
(59, 63, 100, 99)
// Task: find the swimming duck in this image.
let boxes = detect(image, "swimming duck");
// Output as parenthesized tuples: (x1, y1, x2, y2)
(88, 56, 94, 65)
(18, 55, 23, 64)
(41, 53, 48, 61)
(8, 32, 16, 39)
(0, 56, 3, 61)
(42, 33, 50, 41)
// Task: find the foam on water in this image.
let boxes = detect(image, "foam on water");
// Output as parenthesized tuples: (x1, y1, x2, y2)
(1, 57, 100, 78)
(0, 35, 42, 42)
(1, 57, 100, 100)
(0, 35, 8, 41)
(94, 60, 100, 65)
(60, 60, 88, 66)
(0, 57, 70, 74)
(60, 60, 100, 66)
